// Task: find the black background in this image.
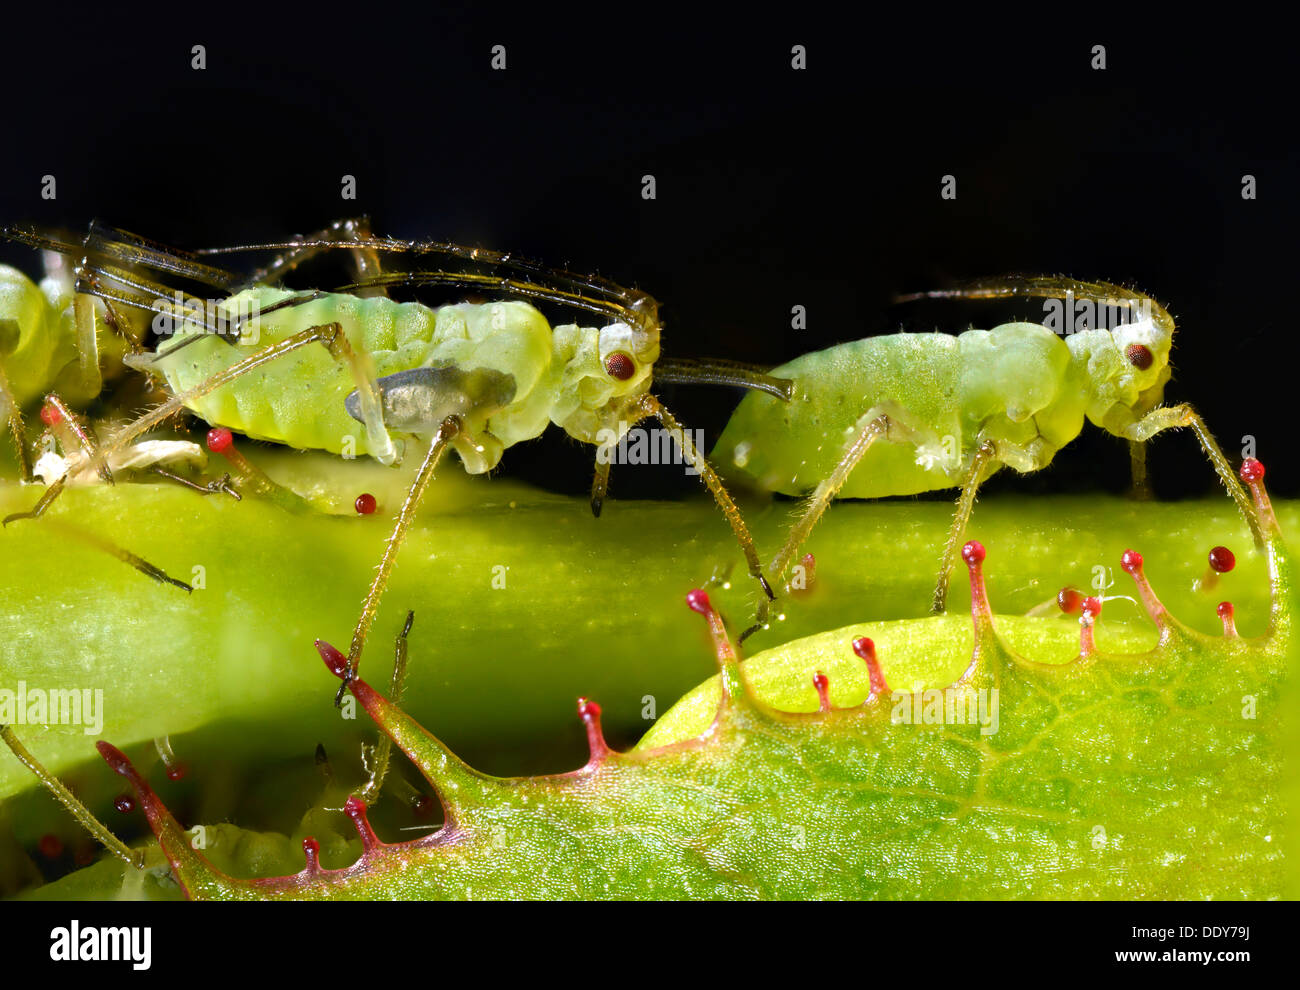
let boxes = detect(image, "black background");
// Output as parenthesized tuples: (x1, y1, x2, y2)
(1, 6, 1294, 497)
(0, 0, 1296, 932)
(7, 897, 1287, 977)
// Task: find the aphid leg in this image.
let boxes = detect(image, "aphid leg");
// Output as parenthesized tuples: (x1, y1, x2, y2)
(653, 358, 796, 401)
(98, 293, 147, 354)
(1125, 403, 1262, 546)
(0, 356, 33, 482)
(1127, 439, 1153, 499)
(76, 270, 147, 357)
(931, 439, 999, 613)
(741, 410, 895, 642)
(0, 724, 145, 869)
(6, 323, 375, 527)
(77, 221, 243, 293)
(2, 475, 66, 525)
(53, 257, 139, 399)
(41, 394, 113, 486)
(101, 326, 377, 517)
(11, 323, 397, 522)
(357, 610, 415, 804)
(47, 519, 192, 591)
(590, 448, 612, 517)
(337, 416, 462, 704)
(623, 393, 773, 605)
(71, 293, 104, 399)
(322, 328, 399, 465)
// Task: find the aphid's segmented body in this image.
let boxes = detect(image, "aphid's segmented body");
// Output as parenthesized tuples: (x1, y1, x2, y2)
(151, 287, 658, 473)
(0, 264, 81, 409)
(718, 318, 1171, 497)
(0, 262, 136, 411)
(1, 220, 793, 683)
(710, 278, 1259, 636)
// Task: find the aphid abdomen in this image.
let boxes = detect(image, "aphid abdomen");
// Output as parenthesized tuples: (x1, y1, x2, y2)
(0, 265, 59, 408)
(0, 265, 87, 408)
(151, 288, 404, 455)
(429, 301, 554, 450)
(152, 291, 554, 459)
(715, 333, 966, 498)
(717, 323, 1094, 499)
(954, 322, 1088, 473)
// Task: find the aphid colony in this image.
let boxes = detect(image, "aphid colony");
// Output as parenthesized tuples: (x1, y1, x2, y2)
(0, 220, 1279, 896)
(0, 222, 1258, 659)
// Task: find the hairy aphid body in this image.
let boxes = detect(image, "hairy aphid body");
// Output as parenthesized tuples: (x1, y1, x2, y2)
(0, 221, 792, 681)
(0, 261, 137, 411)
(713, 278, 1256, 633)
(723, 317, 1171, 499)
(145, 288, 659, 475)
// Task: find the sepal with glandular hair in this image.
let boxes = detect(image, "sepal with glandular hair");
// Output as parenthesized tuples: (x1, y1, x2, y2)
(98, 460, 1293, 899)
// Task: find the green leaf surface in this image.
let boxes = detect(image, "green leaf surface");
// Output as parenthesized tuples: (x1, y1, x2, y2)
(14, 479, 1293, 899)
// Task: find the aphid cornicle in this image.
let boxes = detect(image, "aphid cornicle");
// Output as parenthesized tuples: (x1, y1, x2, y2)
(0, 220, 794, 689)
(714, 277, 1262, 638)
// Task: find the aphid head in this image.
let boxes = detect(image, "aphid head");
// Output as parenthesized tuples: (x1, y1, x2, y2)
(1112, 308, 1173, 387)
(551, 320, 660, 443)
(1069, 294, 1175, 429)
(597, 322, 658, 391)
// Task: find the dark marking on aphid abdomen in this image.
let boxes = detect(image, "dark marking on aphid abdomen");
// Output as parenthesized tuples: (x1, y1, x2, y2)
(345, 365, 516, 433)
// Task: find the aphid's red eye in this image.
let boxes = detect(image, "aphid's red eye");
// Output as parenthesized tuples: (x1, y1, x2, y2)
(1126, 343, 1153, 370)
(604, 352, 635, 381)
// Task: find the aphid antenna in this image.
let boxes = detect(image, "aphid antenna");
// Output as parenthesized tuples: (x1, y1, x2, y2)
(181, 224, 660, 331)
(332, 269, 650, 334)
(146, 290, 331, 363)
(7, 225, 257, 349)
(72, 262, 232, 340)
(653, 357, 795, 401)
(893, 275, 1176, 338)
(4, 222, 243, 297)
(0, 224, 85, 256)
(195, 233, 641, 305)
(81, 222, 243, 291)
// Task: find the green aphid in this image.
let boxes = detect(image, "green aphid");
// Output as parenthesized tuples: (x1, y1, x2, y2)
(0, 220, 791, 680)
(714, 278, 1261, 637)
